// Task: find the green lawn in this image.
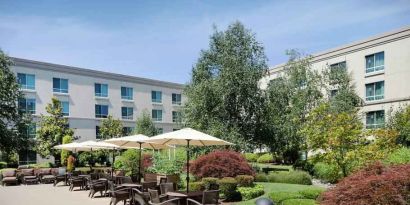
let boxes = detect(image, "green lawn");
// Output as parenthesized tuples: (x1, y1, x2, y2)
(251, 163, 294, 171)
(236, 182, 324, 205)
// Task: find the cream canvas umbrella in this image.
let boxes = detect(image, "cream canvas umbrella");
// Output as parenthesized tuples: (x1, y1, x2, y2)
(54, 142, 91, 152)
(105, 134, 169, 182)
(145, 128, 233, 192)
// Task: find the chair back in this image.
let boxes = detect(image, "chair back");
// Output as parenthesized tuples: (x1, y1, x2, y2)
(159, 177, 167, 184)
(202, 190, 219, 205)
(160, 182, 174, 195)
(108, 181, 115, 193)
(122, 176, 133, 184)
(148, 188, 161, 204)
(142, 181, 157, 192)
(90, 173, 99, 180)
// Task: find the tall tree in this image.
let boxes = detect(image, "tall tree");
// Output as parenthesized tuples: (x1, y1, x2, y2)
(134, 111, 158, 137)
(0, 50, 30, 162)
(36, 97, 73, 157)
(99, 115, 123, 139)
(60, 135, 73, 166)
(184, 21, 268, 149)
(387, 105, 410, 146)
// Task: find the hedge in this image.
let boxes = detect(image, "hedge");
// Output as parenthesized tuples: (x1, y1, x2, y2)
(298, 188, 324, 200)
(189, 181, 205, 191)
(282, 199, 317, 205)
(257, 153, 273, 163)
(235, 175, 254, 187)
(267, 171, 312, 185)
(269, 192, 303, 203)
(237, 184, 265, 200)
(243, 153, 259, 162)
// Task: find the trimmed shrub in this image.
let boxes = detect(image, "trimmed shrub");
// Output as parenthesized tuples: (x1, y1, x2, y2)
(190, 150, 254, 178)
(67, 155, 75, 172)
(218, 177, 241, 201)
(244, 153, 259, 162)
(385, 147, 410, 165)
(313, 162, 342, 183)
(269, 192, 303, 203)
(0, 162, 7, 169)
(202, 177, 218, 190)
(235, 175, 254, 187)
(298, 188, 324, 200)
(237, 184, 264, 200)
(189, 181, 205, 191)
(282, 199, 317, 205)
(320, 162, 410, 205)
(257, 153, 273, 163)
(255, 173, 268, 182)
(267, 171, 312, 185)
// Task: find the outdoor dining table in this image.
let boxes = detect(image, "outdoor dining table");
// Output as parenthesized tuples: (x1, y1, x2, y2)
(166, 191, 203, 205)
(119, 183, 143, 204)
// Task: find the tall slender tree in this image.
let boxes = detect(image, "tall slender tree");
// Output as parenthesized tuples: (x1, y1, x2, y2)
(99, 115, 123, 139)
(134, 111, 158, 137)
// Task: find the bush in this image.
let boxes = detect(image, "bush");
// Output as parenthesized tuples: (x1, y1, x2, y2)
(320, 162, 410, 205)
(201, 177, 218, 190)
(146, 152, 184, 175)
(313, 162, 342, 183)
(189, 181, 205, 191)
(269, 192, 303, 203)
(255, 173, 268, 182)
(67, 155, 75, 172)
(293, 159, 315, 175)
(243, 153, 259, 162)
(115, 149, 140, 176)
(237, 184, 264, 200)
(78, 152, 95, 167)
(257, 153, 273, 163)
(218, 177, 240, 201)
(190, 150, 254, 178)
(384, 147, 410, 165)
(267, 171, 312, 185)
(61, 135, 73, 166)
(235, 175, 254, 187)
(298, 188, 324, 200)
(282, 199, 317, 205)
(0, 162, 7, 169)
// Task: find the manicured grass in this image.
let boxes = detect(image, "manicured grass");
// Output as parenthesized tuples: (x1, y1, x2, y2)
(236, 182, 324, 205)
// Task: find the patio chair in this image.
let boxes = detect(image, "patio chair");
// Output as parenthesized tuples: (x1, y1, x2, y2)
(142, 181, 158, 192)
(1, 169, 18, 186)
(159, 183, 175, 196)
(69, 176, 85, 191)
(132, 188, 150, 205)
(187, 190, 219, 205)
(38, 168, 55, 184)
(20, 168, 38, 185)
(88, 179, 107, 198)
(108, 181, 130, 205)
(53, 167, 67, 186)
(121, 176, 133, 184)
(159, 177, 167, 184)
(148, 189, 180, 205)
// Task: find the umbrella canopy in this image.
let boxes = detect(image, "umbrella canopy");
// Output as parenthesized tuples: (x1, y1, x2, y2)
(53, 142, 92, 152)
(80, 140, 119, 150)
(104, 134, 168, 149)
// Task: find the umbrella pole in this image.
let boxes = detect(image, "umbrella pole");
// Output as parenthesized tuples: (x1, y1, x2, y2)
(186, 139, 191, 193)
(138, 142, 142, 183)
(112, 149, 115, 179)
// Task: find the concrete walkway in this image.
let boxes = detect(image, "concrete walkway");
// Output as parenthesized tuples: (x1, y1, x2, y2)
(0, 184, 112, 205)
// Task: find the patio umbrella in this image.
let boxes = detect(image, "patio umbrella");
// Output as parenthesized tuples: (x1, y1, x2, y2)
(145, 128, 233, 192)
(104, 134, 169, 182)
(54, 142, 91, 152)
(80, 140, 120, 178)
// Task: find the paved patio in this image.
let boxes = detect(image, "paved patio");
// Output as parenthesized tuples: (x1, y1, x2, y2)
(0, 184, 111, 205)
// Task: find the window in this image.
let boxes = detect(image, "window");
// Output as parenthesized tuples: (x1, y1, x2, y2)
(366, 52, 384, 73)
(27, 123, 36, 139)
(96, 126, 101, 139)
(18, 150, 37, 165)
(95, 83, 108, 97)
(53, 78, 68, 93)
(329, 61, 346, 83)
(18, 98, 36, 114)
(157, 128, 163, 134)
(95, 104, 108, 118)
(17, 73, 35, 90)
(172, 93, 182, 105)
(172, 111, 182, 123)
(151, 91, 162, 103)
(366, 81, 384, 101)
(61, 101, 69, 116)
(121, 107, 133, 120)
(121, 87, 133, 100)
(366, 110, 385, 129)
(122, 127, 134, 136)
(152, 109, 162, 122)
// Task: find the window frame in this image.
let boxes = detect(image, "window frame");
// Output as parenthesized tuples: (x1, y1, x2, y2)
(95, 83, 108, 97)
(172, 93, 182, 105)
(365, 81, 384, 101)
(365, 52, 384, 73)
(17, 73, 35, 90)
(53, 78, 69, 93)
(121, 87, 133, 100)
(172, 111, 181, 123)
(95, 104, 108, 118)
(61, 101, 70, 116)
(19, 98, 36, 114)
(151, 91, 162, 103)
(121, 107, 133, 120)
(152, 109, 163, 122)
(366, 110, 385, 129)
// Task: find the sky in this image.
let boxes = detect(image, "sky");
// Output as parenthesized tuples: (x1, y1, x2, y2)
(1, 0, 410, 84)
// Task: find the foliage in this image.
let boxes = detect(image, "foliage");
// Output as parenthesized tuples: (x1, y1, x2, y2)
(189, 181, 205, 191)
(190, 150, 254, 178)
(146, 152, 184, 175)
(293, 159, 314, 175)
(67, 155, 75, 172)
(99, 115, 123, 139)
(255, 173, 268, 182)
(78, 152, 95, 167)
(313, 162, 342, 183)
(36, 97, 73, 157)
(114, 149, 141, 176)
(218, 177, 241, 202)
(141, 153, 153, 169)
(201, 177, 218, 190)
(256, 153, 273, 163)
(243, 153, 259, 162)
(235, 175, 254, 187)
(0, 162, 7, 169)
(269, 192, 303, 204)
(384, 147, 410, 165)
(134, 110, 158, 136)
(298, 188, 324, 200)
(184, 21, 269, 150)
(320, 162, 410, 205)
(237, 184, 264, 200)
(60, 135, 73, 166)
(0, 50, 30, 161)
(387, 105, 410, 146)
(282, 199, 317, 205)
(267, 171, 312, 185)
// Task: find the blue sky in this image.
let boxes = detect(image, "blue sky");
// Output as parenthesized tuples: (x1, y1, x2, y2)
(1, 0, 409, 84)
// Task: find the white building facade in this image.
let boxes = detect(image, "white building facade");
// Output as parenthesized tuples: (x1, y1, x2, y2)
(11, 57, 184, 164)
(260, 26, 410, 129)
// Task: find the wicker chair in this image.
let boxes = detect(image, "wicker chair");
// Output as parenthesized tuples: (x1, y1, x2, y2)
(1, 169, 18, 186)
(142, 181, 158, 192)
(69, 176, 85, 191)
(88, 179, 107, 198)
(159, 183, 175, 196)
(108, 181, 130, 205)
(187, 190, 219, 205)
(132, 188, 150, 205)
(20, 168, 38, 185)
(148, 189, 180, 205)
(38, 168, 55, 184)
(53, 167, 67, 186)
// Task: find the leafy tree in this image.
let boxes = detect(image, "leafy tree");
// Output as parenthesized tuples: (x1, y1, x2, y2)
(387, 105, 410, 146)
(134, 110, 158, 136)
(60, 135, 73, 166)
(99, 115, 123, 139)
(0, 50, 31, 162)
(36, 97, 73, 157)
(184, 21, 268, 149)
